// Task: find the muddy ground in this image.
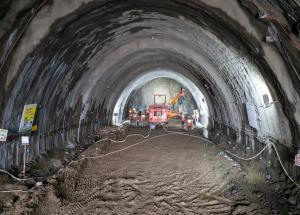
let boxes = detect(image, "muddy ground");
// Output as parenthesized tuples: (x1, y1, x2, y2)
(0, 128, 300, 214)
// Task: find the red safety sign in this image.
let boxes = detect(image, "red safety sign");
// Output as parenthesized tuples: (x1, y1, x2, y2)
(295, 153, 300, 167)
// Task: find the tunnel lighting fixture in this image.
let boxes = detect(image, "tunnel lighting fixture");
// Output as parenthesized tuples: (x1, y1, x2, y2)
(262, 93, 280, 108)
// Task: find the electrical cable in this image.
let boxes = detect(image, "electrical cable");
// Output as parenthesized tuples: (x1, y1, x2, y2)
(224, 144, 270, 161)
(224, 140, 300, 189)
(1, 126, 299, 193)
(0, 190, 32, 193)
(68, 128, 153, 164)
(0, 170, 34, 193)
(269, 141, 300, 188)
(175, 132, 214, 145)
(0, 170, 29, 182)
(74, 132, 179, 162)
(64, 126, 300, 191)
(162, 125, 214, 144)
(106, 127, 152, 143)
(0, 128, 176, 193)
(0, 127, 153, 192)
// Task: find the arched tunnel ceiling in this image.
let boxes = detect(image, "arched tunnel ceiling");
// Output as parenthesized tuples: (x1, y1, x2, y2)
(0, 0, 300, 146)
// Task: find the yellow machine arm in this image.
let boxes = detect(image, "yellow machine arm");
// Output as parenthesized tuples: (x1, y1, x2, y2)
(169, 94, 180, 106)
(167, 110, 179, 118)
(167, 93, 182, 118)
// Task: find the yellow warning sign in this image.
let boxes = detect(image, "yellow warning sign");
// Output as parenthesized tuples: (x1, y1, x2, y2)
(19, 104, 37, 133)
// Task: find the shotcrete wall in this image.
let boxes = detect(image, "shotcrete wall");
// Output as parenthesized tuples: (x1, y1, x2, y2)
(0, 0, 299, 173)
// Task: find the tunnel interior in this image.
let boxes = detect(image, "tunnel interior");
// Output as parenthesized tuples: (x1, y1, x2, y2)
(1, 0, 296, 144)
(115, 72, 209, 128)
(123, 77, 199, 119)
(1, 0, 300, 213)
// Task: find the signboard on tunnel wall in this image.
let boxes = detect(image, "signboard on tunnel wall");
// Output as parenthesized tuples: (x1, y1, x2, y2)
(0, 129, 8, 142)
(21, 136, 30, 146)
(154, 94, 167, 104)
(19, 104, 37, 133)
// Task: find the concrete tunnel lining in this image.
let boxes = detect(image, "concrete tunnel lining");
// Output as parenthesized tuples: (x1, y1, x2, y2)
(1, 0, 300, 212)
(0, 0, 299, 176)
(112, 69, 209, 127)
(0, 0, 294, 145)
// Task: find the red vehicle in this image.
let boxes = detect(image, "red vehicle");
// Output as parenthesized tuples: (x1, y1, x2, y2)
(148, 104, 168, 124)
(148, 95, 168, 125)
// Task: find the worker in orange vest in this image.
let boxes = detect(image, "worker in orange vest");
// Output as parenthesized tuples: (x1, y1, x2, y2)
(181, 112, 185, 129)
(129, 108, 133, 125)
(187, 116, 193, 134)
(140, 111, 146, 127)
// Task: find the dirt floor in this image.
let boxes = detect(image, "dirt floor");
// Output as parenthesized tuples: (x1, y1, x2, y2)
(0, 128, 298, 214)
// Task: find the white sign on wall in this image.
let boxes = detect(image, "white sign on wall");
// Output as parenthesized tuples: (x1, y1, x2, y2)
(0, 129, 8, 142)
(21, 136, 30, 146)
(154, 94, 166, 104)
(246, 102, 258, 130)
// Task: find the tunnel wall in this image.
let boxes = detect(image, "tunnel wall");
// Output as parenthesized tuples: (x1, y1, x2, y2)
(0, 112, 99, 169)
(0, 0, 299, 175)
(213, 120, 300, 178)
(0, 1, 294, 128)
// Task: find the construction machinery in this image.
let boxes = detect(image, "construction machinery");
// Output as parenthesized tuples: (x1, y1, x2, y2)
(167, 87, 186, 118)
(148, 94, 169, 125)
(148, 88, 186, 125)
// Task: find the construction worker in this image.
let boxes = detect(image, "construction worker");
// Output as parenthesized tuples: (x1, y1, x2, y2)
(129, 108, 133, 125)
(137, 110, 142, 127)
(192, 109, 199, 125)
(178, 87, 186, 104)
(192, 110, 196, 125)
(195, 110, 199, 123)
(132, 108, 138, 126)
(187, 116, 193, 134)
(181, 112, 185, 129)
(141, 111, 146, 127)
